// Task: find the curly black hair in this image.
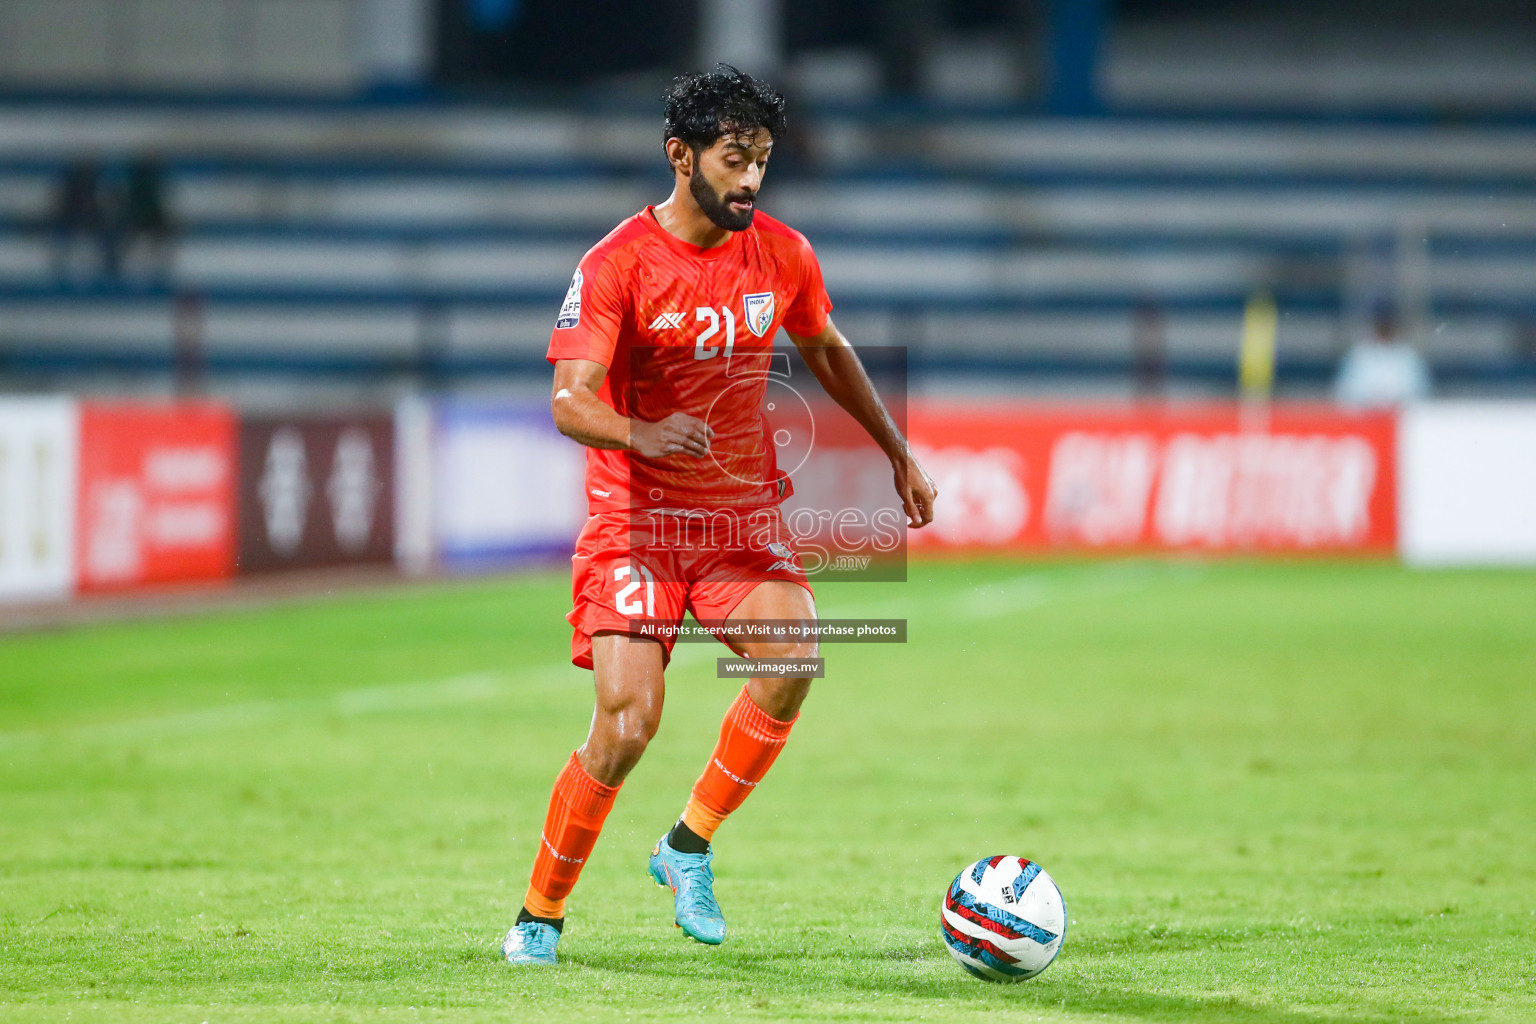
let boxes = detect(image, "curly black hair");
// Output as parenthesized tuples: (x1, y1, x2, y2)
(663, 64, 786, 151)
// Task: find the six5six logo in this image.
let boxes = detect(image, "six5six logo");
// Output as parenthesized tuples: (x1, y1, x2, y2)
(647, 311, 688, 330)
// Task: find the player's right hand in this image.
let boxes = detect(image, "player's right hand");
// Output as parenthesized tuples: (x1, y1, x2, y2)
(631, 412, 714, 459)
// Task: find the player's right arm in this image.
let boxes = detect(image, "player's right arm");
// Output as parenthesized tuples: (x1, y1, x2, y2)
(551, 358, 713, 459)
(548, 242, 712, 460)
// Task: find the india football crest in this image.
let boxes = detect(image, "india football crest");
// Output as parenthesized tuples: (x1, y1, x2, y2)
(743, 292, 775, 338)
(555, 269, 583, 329)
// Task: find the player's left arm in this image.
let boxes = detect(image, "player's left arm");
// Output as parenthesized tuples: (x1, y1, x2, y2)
(786, 318, 937, 528)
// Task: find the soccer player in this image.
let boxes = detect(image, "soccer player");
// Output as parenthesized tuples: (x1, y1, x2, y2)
(502, 65, 937, 965)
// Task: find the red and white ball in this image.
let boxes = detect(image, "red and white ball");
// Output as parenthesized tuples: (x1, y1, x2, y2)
(940, 855, 1067, 982)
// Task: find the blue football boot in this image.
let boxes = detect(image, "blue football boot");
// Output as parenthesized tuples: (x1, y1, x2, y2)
(648, 834, 727, 944)
(501, 920, 560, 965)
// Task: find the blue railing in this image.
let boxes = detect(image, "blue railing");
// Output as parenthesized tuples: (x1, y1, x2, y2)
(3, 341, 1532, 388)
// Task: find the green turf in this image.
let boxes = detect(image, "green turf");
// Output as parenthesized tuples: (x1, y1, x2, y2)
(2, 560, 1534, 1023)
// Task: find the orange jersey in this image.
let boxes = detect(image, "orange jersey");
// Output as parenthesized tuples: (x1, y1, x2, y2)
(547, 206, 832, 514)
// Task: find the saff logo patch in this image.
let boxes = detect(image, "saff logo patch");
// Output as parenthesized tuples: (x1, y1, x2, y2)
(766, 541, 794, 559)
(556, 269, 583, 329)
(743, 292, 775, 338)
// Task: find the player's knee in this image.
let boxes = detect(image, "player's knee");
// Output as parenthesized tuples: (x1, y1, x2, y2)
(587, 727, 653, 781)
(610, 710, 660, 762)
(586, 697, 662, 777)
(757, 639, 818, 661)
(750, 675, 812, 722)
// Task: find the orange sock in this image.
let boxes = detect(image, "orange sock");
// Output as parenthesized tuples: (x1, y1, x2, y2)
(524, 751, 620, 919)
(681, 686, 797, 842)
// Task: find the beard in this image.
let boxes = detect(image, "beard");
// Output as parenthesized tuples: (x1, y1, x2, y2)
(689, 169, 756, 231)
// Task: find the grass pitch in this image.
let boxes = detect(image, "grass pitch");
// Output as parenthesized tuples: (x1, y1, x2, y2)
(2, 560, 1534, 1023)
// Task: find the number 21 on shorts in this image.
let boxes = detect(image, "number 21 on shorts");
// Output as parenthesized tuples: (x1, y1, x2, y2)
(614, 564, 656, 616)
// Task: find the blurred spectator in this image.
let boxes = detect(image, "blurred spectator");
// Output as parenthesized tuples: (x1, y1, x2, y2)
(114, 156, 176, 285)
(1334, 306, 1432, 408)
(49, 159, 112, 284)
(1514, 319, 1536, 362)
(1132, 301, 1166, 400)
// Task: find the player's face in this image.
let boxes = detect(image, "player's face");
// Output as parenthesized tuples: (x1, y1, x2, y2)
(690, 129, 772, 232)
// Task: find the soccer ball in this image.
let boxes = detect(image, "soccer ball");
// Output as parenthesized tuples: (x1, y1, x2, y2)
(940, 855, 1067, 982)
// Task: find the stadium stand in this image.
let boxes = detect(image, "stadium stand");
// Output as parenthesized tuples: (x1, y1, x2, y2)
(1, 98, 1535, 397)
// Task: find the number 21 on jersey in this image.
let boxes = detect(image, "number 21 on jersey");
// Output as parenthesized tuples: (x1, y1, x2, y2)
(694, 306, 735, 361)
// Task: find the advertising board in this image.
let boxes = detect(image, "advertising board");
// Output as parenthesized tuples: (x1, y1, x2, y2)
(908, 405, 1397, 555)
(76, 403, 237, 592)
(0, 398, 77, 602)
(237, 415, 394, 573)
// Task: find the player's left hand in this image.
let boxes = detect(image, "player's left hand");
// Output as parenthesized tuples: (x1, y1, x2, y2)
(895, 453, 937, 529)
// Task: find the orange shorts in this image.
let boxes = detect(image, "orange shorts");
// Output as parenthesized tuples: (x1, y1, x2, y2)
(567, 507, 814, 670)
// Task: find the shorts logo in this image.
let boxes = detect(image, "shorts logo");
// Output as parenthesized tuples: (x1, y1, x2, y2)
(743, 292, 775, 338)
(766, 541, 794, 559)
(555, 269, 583, 329)
(648, 311, 686, 330)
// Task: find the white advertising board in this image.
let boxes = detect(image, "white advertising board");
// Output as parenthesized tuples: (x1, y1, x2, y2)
(433, 404, 586, 568)
(394, 396, 435, 574)
(0, 397, 78, 602)
(1400, 402, 1536, 565)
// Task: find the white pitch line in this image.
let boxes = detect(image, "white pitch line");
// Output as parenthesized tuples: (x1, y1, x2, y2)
(954, 560, 1206, 620)
(821, 559, 1205, 622)
(0, 664, 578, 752)
(2, 563, 1209, 750)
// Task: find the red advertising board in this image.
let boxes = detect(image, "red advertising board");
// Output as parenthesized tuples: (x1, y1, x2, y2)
(76, 403, 237, 592)
(908, 404, 1397, 554)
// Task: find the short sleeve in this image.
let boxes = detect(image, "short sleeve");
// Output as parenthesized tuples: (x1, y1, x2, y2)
(780, 235, 833, 337)
(546, 251, 627, 367)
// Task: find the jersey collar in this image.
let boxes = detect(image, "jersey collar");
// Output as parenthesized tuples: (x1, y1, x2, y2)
(640, 206, 746, 261)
